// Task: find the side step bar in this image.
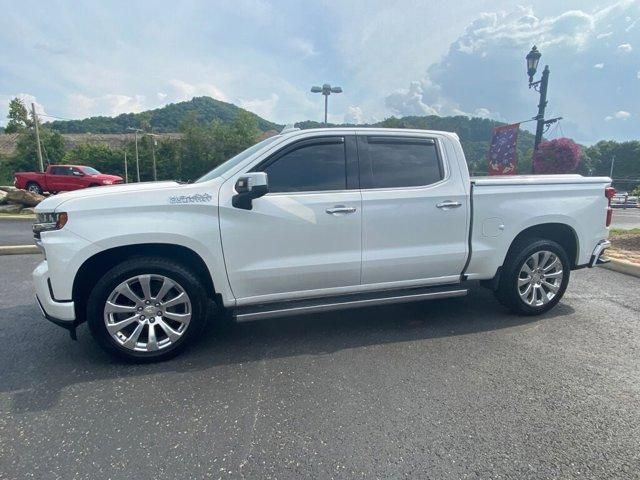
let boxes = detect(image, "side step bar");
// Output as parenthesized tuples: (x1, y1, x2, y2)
(233, 285, 468, 322)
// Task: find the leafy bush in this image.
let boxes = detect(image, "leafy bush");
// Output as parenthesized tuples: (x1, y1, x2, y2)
(532, 138, 581, 174)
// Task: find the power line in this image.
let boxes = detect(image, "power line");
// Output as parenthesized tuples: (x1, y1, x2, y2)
(38, 113, 76, 121)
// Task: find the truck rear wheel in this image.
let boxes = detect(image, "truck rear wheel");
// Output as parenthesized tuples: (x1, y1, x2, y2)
(86, 257, 209, 361)
(26, 182, 43, 195)
(494, 238, 570, 316)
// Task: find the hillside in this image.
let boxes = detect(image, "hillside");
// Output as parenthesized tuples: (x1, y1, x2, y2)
(48, 97, 281, 134)
(7, 96, 538, 175)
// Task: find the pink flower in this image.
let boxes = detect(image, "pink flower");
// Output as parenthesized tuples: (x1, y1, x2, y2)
(533, 138, 581, 174)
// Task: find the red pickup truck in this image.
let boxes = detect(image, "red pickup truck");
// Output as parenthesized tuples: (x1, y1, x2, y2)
(14, 165, 123, 195)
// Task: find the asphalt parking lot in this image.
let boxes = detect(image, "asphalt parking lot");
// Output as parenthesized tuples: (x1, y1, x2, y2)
(0, 219, 34, 246)
(0, 254, 638, 479)
(612, 208, 640, 229)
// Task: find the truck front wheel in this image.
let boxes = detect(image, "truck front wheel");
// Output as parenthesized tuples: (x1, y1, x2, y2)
(26, 182, 43, 195)
(86, 257, 209, 361)
(494, 238, 570, 316)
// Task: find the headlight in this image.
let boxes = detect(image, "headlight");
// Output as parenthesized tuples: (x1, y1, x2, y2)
(33, 212, 68, 238)
(103, 180, 113, 185)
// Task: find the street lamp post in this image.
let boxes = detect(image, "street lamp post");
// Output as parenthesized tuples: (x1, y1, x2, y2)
(127, 127, 143, 182)
(147, 133, 160, 181)
(525, 46, 562, 173)
(311, 84, 342, 125)
(526, 46, 548, 152)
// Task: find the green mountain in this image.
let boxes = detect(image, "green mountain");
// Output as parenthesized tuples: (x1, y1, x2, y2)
(46, 95, 535, 174)
(48, 96, 281, 134)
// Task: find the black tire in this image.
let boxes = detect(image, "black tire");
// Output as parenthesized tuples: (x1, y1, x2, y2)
(86, 256, 209, 362)
(26, 182, 43, 195)
(494, 237, 570, 316)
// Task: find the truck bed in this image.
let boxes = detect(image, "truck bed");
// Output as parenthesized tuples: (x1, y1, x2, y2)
(471, 174, 611, 186)
(466, 174, 612, 280)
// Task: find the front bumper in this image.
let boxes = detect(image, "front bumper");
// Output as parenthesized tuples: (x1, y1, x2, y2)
(589, 240, 611, 268)
(33, 260, 76, 324)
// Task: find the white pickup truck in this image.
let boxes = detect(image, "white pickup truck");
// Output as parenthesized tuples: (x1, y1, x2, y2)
(33, 128, 614, 361)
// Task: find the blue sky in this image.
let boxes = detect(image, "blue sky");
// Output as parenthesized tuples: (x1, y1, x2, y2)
(1, 0, 638, 143)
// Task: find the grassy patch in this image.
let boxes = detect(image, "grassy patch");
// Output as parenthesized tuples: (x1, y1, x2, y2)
(610, 228, 640, 237)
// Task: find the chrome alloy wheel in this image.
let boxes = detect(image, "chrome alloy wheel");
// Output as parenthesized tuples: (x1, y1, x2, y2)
(517, 250, 564, 307)
(103, 274, 192, 352)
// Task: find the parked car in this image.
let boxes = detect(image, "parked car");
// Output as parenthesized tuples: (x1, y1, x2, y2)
(14, 165, 123, 195)
(611, 193, 639, 208)
(32, 128, 614, 361)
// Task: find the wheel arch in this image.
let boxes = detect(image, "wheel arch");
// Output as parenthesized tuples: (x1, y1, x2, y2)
(483, 222, 578, 292)
(72, 243, 217, 324)
(507, 222, 579, 268)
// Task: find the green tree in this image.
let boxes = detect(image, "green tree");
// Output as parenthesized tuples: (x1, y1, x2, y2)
(584, 140, 640, 192)
(5, 98, 32, 133)
(63, 143, 126, 177)
(14, 128, 64, 168)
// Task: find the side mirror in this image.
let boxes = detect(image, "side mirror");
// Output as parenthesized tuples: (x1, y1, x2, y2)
(232, 172, 269, 210)
(72, 170, 84, 177)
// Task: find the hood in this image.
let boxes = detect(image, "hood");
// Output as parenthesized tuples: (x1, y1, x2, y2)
(35, 181, 182, 212)
(92, 173, 123, 182)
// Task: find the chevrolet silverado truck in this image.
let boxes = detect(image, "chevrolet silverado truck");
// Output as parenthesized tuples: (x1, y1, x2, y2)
(32, 128, 614, 361)
(15, 165, 123, 194)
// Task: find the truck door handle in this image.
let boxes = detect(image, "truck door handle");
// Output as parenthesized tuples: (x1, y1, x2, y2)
(436, 201, 462, 209)
(326, 205, 357, 215)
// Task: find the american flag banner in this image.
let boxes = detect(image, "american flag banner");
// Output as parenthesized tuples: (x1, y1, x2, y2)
(488, 123, 520, 175)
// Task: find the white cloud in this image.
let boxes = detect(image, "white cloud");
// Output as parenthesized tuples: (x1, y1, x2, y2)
(167, 79, 227, 103)
(384, 1, 640, 142)
(67, 93, 146, 118)
(344, 106, 365, 124)
(0, 93, 48, 126)
(288, 38, 317, 57)
(617, 43, 633, 52)
(239, 93, 279, 119)
(605, 111, 631, 121)
(386, 81, 439, 117)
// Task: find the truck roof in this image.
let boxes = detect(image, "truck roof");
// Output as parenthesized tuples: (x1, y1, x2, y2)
(277, 127, 460, 141)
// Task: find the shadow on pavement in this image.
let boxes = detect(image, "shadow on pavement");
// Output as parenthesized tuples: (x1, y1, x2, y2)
(0, 285, 574, 413)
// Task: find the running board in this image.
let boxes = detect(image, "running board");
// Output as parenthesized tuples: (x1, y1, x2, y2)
(233, 285, 468, 322)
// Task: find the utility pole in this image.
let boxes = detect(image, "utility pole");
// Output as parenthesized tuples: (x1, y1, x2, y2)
(124, 150, 129, 183)
(609, 155, 615, 178)
(127, 127, 143, 182)
(31, 103, 44, 172)
(148, 133, 159, 181)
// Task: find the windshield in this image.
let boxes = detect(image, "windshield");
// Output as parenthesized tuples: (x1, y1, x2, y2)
(195, 136, 280, 183)
(81, 166, 101, 175)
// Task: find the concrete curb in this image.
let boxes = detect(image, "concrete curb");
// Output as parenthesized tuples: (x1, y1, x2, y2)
(0, 245, 40, 255)
(602, 258, 640, 278)
(0, 214, 35, 221)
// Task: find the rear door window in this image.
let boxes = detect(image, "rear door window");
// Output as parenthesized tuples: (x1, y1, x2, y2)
(358, 137, 443, 189)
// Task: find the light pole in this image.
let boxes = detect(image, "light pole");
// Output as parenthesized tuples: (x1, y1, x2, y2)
(127, 127, 143, 182)
(147, 133, 160, 181)
(526, 46, 549, 153)
(526, 46, 562, 173)
(311, 84, 342, 125)
(123, 150, 128, 183)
